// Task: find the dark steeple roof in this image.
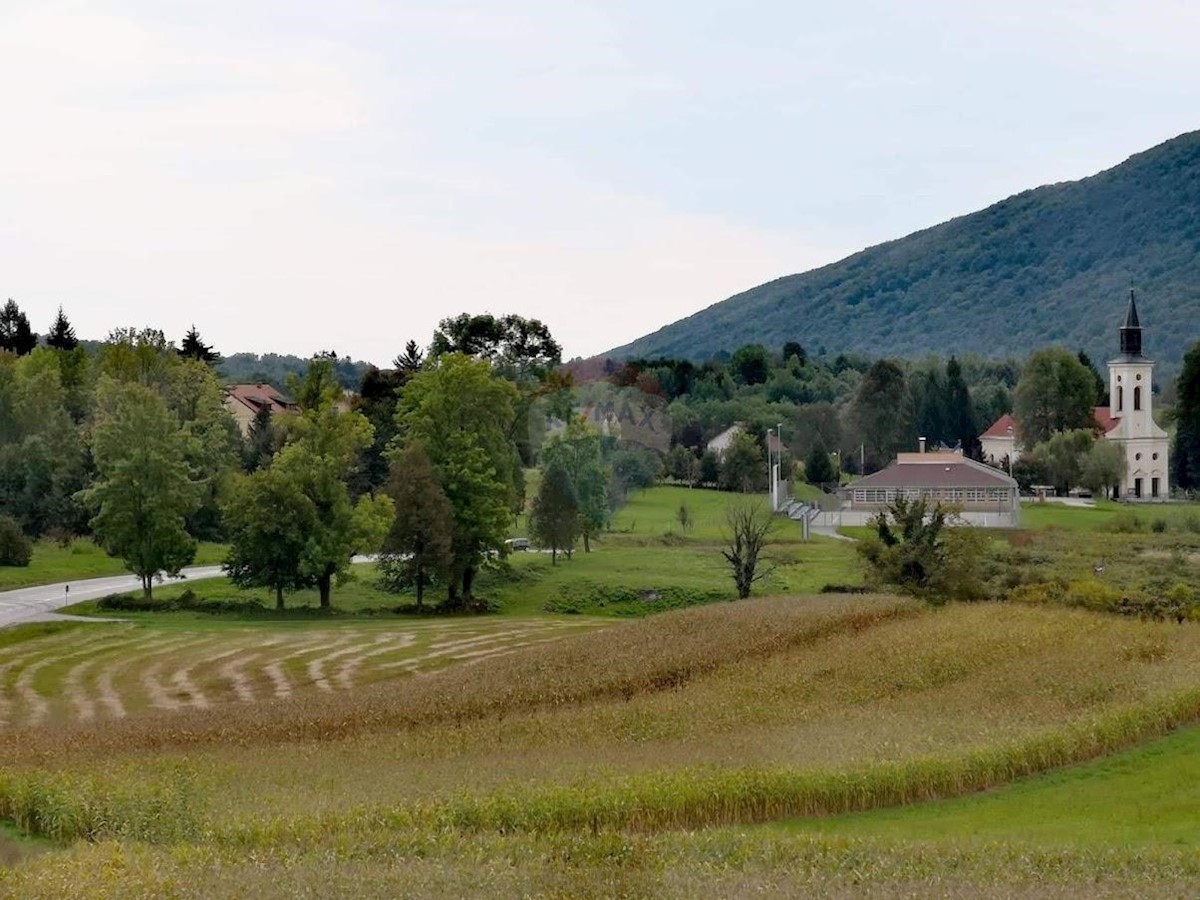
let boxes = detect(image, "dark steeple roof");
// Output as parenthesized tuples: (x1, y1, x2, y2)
(1119, 289, 1143, 357)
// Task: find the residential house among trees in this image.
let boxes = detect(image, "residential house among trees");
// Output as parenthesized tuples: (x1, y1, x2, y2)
(223, 384, 298, 437)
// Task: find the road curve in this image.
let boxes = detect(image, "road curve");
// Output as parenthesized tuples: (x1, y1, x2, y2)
(0, 555, 378, 629)
(0, 566, 227, 628)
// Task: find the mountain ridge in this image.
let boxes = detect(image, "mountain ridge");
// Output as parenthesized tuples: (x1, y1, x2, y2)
(607, 130, 1200, 370)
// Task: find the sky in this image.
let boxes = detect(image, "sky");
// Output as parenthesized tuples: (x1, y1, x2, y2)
(2, 1, 1199, 365)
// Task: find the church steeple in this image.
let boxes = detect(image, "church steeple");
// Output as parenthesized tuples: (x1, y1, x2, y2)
(1120, 288, 1143, 357)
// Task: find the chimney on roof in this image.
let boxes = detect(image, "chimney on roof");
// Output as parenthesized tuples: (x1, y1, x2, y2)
(918, 437, 927, 454)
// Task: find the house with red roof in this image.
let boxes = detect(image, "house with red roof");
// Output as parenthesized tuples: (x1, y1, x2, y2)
(223, 383, 298, 437)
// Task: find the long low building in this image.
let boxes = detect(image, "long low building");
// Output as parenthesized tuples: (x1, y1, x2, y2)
(837, 447, 1021, 527)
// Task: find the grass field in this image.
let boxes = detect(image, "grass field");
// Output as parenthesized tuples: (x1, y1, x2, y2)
(8, 489, 1200, 895)
(783, 723, 1200, 847)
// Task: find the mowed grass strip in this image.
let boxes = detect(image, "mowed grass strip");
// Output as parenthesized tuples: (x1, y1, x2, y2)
(0, 618, 608, 732)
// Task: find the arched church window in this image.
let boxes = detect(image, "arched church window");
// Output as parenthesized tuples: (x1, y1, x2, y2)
(1117, 386, 1123, 411)
(1134, 386, 1142, 411)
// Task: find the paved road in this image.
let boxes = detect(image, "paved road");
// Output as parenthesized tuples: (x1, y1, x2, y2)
(0, 566, 227, 628)
(0, 555, 380, 629)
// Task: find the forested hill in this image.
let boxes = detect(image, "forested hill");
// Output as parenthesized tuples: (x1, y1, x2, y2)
(609, 130, 1200, 369)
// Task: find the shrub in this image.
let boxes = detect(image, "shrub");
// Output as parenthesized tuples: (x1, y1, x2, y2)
(96, 590, 266, 615)
(1151, 518, 1169, 534)
(0, 516, 32, 567)
(1107, 512, 1145, 534)
(544, 584, 728, 616)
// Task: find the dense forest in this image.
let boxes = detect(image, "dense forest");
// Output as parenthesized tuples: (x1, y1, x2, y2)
(609, 129, 1200, 372)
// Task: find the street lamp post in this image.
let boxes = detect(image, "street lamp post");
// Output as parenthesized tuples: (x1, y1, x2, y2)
(766, 427, 776, 510)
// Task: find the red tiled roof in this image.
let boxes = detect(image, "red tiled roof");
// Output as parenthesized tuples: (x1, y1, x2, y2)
(847, 455, 1017, 490)
(980, 413, 1017, 440)
(980, 408, 1120, 440)
(1093, 406, 1119, 433)
(225, 383, 297, 416)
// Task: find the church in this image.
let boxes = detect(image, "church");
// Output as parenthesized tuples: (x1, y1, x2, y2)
(979, 292, 1170, 500)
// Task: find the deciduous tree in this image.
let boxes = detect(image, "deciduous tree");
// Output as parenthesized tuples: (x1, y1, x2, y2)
(1080, 439, 1127, 499)
(721, 499, 774, 599)
(1030, 428, 1095, 496)
(275, 362, 393, 607)
(395, 354, 519, 606)
(858, 497, 986, 603)
(719, 432, 763, 493)
(81, 382, 198, 598)
(1014, 347, 1097, 450)
(224, 468, 317, 609)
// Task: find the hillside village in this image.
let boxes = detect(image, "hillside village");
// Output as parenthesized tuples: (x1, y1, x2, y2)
(5, 4, 1200, 890)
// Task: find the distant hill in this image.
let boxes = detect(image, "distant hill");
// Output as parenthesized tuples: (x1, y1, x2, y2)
(609, 130, 1200, 370)
(73, 341, 372, 391)
(217, 352, 370, 392)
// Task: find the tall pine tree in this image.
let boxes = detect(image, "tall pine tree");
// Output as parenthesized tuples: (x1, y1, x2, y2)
(529, 460, 580, 564)
(45, 306, 78, 350)
(944, 356, 978, 456)
(179, 325, 219, 363)
(0, 300, 37, 355)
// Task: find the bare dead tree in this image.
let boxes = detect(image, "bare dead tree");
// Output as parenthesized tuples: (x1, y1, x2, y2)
(721, 499, 776, 599)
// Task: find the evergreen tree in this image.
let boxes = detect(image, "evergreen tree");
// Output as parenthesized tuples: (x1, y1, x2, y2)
(1173, 341, 1200, 492)
(944, 356, 978, 455)
(379, 442, 454, 607)
(243, 404, 278, 472)
(178, 325, 219, 363)
(804, 438, 836, 486)
(529, 460, 580, 564)
(393, 340, 425, 372)
(45, 307, 78, 351)
(1077, 350, 1108, 406)
(541, 418, 610, 551)
(0, 300, 37, 355)
(910, 367, 947, 447)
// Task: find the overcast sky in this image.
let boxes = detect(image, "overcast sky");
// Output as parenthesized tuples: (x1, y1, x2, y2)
(3, 1, 1198, 364)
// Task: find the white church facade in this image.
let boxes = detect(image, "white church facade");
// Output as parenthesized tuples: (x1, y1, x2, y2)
(1107, 292, 1170, 500)
(979, 292, 1170, 501)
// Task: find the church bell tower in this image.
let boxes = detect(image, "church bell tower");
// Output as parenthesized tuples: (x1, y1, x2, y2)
(1107, 290, 1169, 500)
